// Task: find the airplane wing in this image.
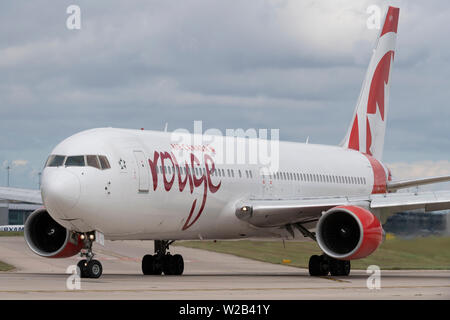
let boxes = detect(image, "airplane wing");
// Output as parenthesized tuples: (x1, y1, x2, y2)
(0, 187, 42, 205)
(235, 190, 450, 229)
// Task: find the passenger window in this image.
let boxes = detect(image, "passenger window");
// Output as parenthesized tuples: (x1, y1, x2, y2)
(46, 155, 66, 167)
(65, 156, 85, 167)
(98, 155, 111, 170)
(86, 155, 101, 169)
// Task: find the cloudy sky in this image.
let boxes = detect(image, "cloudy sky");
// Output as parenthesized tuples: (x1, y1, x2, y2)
(0, 0, 449, 189)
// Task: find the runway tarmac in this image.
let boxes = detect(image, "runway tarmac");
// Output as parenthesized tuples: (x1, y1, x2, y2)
(0, 237, 449, 299)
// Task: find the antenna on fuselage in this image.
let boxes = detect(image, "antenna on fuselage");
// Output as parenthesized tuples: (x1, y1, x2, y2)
(306, 136, 309, 144)
(164, 122, 168, 132)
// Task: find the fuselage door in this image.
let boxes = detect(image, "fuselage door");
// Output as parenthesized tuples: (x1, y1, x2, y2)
(133, 150, 149, 192)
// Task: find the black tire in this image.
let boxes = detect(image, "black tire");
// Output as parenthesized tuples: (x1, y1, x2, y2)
(329, 259, 351, 276)
(86, 259, 102, 278)
(172, 254, 184, 275)
(77, 259, 88, 278)
(152, 254, 163, 275)
(142, 254, 154, 275)
(341, 260, 351, 276)
(318, 255, 330, 276)
(308, 255, 322, 276)
(329, 259, 341, 276)
(163, 254, 175, 275)
(142, 254, 163, 275)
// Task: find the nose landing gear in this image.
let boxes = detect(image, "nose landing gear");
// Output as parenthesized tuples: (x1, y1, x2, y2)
(77, 232, 103, 279)
(142, 240, 184, 276)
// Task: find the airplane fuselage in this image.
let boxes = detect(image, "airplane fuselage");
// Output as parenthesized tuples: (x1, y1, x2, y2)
(41, 128, 388, 241)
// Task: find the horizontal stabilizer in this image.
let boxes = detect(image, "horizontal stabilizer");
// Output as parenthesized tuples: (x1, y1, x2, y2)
(387, 175, 450, 192)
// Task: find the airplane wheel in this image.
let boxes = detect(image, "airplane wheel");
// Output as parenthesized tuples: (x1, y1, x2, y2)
(77, 259, 88, 278)
(341, 260, 351, 276)
(142, 254, 162, 275)
(308, 255, 328, 276)
(329, 259, 351, 276)
(163, 254, 175, 275)
(329, 259, 341, 276)
(308, 255, 321, 276)
(142, 254, 154, 275)
(86, 259, 103, 278)
(172, 254, 184, 275)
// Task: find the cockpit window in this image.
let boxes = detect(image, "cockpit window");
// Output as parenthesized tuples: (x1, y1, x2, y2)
(65, 156, 85, 167)
(46, 155, 66, 167)
(98, 155, 111, 170)
(45, 154, 110, 170)
(86, 155, 101, 169)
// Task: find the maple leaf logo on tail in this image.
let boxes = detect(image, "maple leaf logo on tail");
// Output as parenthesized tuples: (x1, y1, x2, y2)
(342, 6, 399, 161)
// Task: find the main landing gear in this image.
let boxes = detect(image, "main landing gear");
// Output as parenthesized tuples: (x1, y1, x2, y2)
(142, 240, 184, 276)
(77, 232, 103, 279)
(290, 223, 351, 277)
(308, 254, 350, 277)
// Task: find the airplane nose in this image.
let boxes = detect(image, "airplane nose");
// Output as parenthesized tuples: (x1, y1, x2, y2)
(41, 169, 80, 218)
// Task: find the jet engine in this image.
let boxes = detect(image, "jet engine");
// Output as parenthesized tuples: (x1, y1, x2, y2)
(24, 208, 83, 258)
(316, 205, 383, 260)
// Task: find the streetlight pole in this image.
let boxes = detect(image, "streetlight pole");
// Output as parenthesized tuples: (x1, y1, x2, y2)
(6, 165, 10, 187)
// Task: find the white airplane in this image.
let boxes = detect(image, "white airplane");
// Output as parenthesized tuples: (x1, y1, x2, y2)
(1, 6, 450, 279)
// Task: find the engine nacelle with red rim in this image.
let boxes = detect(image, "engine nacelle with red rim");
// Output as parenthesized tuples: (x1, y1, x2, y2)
(24, 208, 83, 258)
(316, 205, 383, 260)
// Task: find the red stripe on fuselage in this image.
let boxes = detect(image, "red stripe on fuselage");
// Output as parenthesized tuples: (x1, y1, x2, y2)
(364, 154, 387, 194)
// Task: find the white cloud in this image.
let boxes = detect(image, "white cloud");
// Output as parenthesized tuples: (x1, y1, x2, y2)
(0, 0, 449, 188)
(12, 160, 28, 168)
(387, 160, 450, 179)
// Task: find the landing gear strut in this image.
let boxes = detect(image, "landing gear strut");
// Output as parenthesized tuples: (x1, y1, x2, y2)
(142, 240, 184, 276)
(308, 254, 350, 277)
(77, 232, 103, 279)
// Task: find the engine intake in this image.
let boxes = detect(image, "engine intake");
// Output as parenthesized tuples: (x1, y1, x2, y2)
(316, 205, 383, 260)
(24, 208, 83, 258)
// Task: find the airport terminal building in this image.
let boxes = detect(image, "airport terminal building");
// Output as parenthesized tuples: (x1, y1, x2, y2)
(0, 203, 40, 225)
